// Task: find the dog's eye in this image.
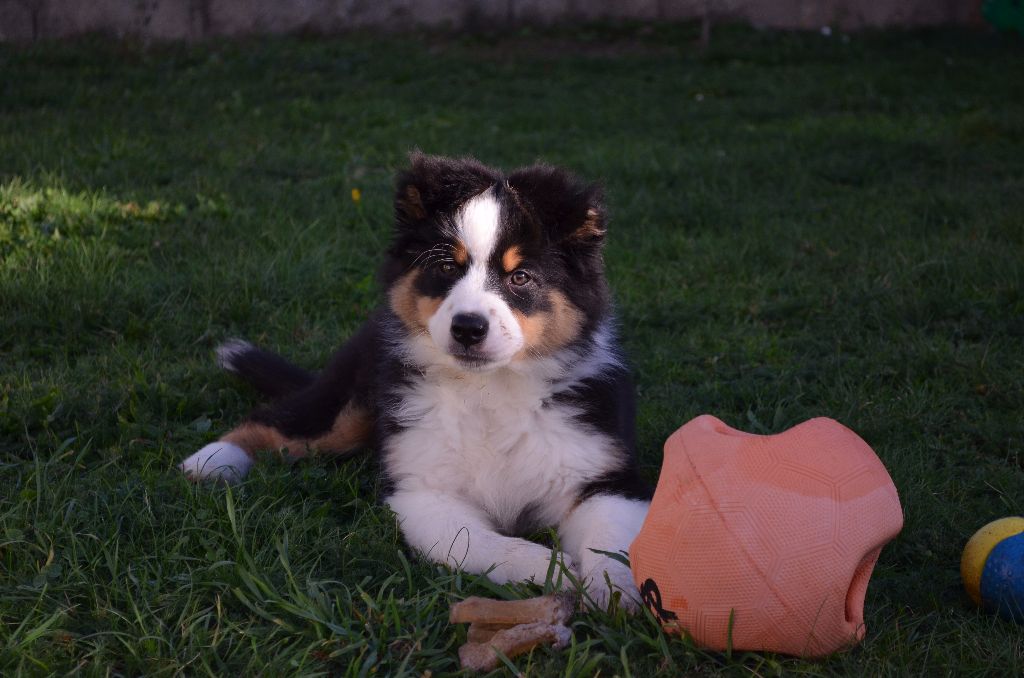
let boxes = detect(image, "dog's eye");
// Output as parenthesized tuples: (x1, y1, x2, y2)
(510, 270, 531, 286)
(438, 261, 459, 277)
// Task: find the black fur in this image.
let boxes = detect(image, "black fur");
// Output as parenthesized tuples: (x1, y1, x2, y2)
(243, 318, 381, 440)
(221, 343, 314, 400)
(550, 365, 652, 501)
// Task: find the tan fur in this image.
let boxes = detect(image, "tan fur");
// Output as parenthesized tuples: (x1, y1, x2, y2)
(514, 311, 545, 356)
(513, 290, 584, 358)
(222, 402, 372, 459)
(502, 246, 523, 273)
(222, 422, 286, 456)
(390, 270, 443, 334)
(569, 208, 605, 241)
(417, 295, 442, 326)
(453, 240, 469, 266)
(389, 272, 421, 330)
(311, 402, 373, 452)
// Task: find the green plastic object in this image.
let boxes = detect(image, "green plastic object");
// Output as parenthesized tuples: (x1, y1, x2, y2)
(984, 0, 1024, 35)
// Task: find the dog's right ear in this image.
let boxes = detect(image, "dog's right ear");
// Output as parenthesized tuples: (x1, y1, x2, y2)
(394, 151, 498, 227)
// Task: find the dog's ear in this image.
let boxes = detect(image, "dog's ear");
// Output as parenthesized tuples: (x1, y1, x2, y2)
(506, 164, 606, 246)
(394, 151, 499, 227)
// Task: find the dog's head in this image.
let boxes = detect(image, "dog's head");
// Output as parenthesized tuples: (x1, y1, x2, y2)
(382, 152, 610, 372)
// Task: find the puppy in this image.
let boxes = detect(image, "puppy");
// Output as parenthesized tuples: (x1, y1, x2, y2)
(180, 153, 652, 608)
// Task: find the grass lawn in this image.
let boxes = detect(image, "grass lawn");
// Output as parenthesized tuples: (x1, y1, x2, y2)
(2, 23, 1023, 675)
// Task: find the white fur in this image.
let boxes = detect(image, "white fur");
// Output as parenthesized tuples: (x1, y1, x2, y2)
(383, 338, 647, 606)
(426, 268, 525, 368)
(458, 190, 500, 263)
(425, 191, 525, 369)
(387, 489, 575, 585)
(216, 339, 254, 373)
(179, 441, 253, 483)
(560, 494, 650, 610)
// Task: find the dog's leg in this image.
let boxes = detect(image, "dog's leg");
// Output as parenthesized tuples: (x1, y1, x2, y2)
(180, 321, 379, 483)
(386, 489, 575, 585)
(559, 494, 649, 611)
(179, 392, 373, 483)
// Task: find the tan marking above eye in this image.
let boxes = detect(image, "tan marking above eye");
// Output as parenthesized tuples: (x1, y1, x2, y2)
(502, 246, 523, 273)
(389, 271, 441, 332)
(512, 290, 584, 359)
(452, 240, 468, 266)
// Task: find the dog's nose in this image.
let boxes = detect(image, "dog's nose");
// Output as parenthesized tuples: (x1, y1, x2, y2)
(451, 313, 489, 348)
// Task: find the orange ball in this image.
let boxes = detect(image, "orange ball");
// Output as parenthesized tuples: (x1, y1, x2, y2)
(630, 416, 903, 657)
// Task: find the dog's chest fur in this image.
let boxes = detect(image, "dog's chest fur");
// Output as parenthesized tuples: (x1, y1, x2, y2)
(383, 366, 619, 534)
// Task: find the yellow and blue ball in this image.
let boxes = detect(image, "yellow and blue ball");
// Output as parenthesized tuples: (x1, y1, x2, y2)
(961, 517, 1024, 622)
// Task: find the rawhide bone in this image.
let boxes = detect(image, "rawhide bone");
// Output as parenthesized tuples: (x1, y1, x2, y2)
(458, 623, 571, 672)
(449, 594, 575, 626)
(449, 595, 575, 672)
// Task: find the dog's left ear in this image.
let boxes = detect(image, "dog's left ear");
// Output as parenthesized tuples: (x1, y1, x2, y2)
(395, 151, 499, 227)
(506, 164, 606, 246)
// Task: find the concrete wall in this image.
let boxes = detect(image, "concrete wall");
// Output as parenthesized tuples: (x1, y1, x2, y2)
(0, 1, 984, 43)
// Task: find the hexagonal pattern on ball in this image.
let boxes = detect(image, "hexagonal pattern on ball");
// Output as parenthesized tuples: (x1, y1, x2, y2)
(630, 415, 903, 658)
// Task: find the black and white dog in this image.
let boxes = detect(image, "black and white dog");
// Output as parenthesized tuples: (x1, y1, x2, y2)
(180, 153, 651, 608)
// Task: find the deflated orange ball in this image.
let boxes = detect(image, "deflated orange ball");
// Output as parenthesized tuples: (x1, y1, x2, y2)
(630, 415, 903, 657)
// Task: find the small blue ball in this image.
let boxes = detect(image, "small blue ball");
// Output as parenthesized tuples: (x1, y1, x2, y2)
(980, 532, 1024, 622)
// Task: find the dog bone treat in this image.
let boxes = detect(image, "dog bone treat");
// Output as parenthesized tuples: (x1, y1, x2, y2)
(449, 594, 574, 626)
(466, 622, 508, 644)
(458, 622, 572, 672)
(450, 595, 577, 671)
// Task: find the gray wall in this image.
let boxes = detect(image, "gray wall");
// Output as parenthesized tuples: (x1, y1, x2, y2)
(0, 1, 983, 43)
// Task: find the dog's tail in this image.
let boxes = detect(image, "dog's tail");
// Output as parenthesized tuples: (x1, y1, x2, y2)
(215, 339, 315, 400)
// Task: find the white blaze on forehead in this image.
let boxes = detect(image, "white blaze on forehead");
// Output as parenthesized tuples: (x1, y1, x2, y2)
(423, 187, 524, 369)
(458, 190, 500, 264)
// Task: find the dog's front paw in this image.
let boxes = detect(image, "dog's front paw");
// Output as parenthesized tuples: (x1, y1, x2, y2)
(579, 554, 641, 612)
(489, 543, 577, 589)
(179, 442, 253, 484)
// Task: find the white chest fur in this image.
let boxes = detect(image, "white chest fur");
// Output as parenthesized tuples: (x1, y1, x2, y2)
(383, 366, 619, 532)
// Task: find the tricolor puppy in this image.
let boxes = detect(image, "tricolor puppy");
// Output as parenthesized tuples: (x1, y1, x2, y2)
(180, 153, 651, 608)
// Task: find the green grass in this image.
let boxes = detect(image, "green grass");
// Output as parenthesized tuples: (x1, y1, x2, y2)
(2, 23, 1023, 676)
